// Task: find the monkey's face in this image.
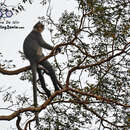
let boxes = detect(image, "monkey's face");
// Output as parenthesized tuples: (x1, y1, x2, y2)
(34, 22, 44, 32)
(37, 27, 44, 32)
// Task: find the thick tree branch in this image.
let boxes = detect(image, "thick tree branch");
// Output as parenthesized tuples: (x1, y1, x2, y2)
(0, 87, 68, 121)
(0, 86, 129, 128)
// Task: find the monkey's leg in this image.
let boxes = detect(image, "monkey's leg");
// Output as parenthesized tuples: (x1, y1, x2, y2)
(37, 68, 51, 98)
(40, 60, 60, 91)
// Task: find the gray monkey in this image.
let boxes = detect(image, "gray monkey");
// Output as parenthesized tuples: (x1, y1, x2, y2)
(23, 22, 61, 108)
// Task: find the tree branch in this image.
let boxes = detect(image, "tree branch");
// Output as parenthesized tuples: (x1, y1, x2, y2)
(67, 89, 130, 128)
(69, 87, 130, 108)
(0, 43, 70, 75)
(66, 43, 129, 87)
(16, 115, 23, 130)
(0, 87, 68, 121)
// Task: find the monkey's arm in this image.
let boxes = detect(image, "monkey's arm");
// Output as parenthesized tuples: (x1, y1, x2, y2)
(38, 34, 53, 50)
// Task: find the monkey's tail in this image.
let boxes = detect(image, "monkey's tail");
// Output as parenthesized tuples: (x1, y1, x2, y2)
(31, 63, 38, 107)
(31, 63, 40, 129)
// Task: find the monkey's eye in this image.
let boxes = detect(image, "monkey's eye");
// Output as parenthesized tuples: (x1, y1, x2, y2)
(37, 26, 42, 29)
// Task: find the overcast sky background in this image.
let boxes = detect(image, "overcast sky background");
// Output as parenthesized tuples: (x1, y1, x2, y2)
(1, 0, 126, 130)
(0, 1, 128, 130)
(0, 0, 82, 129)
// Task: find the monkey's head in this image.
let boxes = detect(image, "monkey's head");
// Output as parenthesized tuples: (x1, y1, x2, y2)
(33, 22, 44, 32)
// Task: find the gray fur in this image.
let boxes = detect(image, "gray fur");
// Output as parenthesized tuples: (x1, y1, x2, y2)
(23, 30, 53, 63)
(23, 24, 60, 107)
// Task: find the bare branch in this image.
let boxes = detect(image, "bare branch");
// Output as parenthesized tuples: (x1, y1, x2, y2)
(16, 115, 23, 130)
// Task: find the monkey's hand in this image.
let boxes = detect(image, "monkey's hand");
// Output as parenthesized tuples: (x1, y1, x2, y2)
(55, 47, 61, 53)
(53, 47, 61, 55)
